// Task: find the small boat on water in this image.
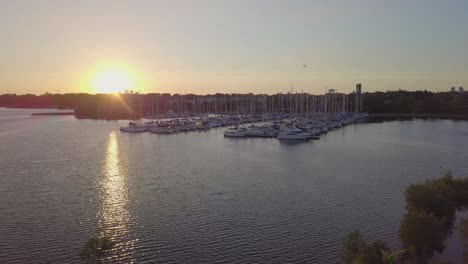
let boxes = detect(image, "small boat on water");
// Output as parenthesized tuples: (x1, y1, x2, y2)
(224, 127, 247, 137)
(296, 126, 320, 140)
(120, 122, 147, 133)
(277, 127, 310, 140)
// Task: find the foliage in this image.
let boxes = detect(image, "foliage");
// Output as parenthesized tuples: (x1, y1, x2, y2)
(399, 211, 448, 258)
(343, 231, 391, 264)
(405, 175, 456, 220)
(432, 260, 452, 264)
(461, 217, 468, 238)
(400, 172, 468, 260)
(344, 231, 367, 263)
(450, 178, 468, 206)
(461, 217, 468, 264)
(363, 90, 468, 114)
(380, 249, 406, 264)
(364, 240, 391, 264)
(345, 173, 468, 263)
(405, 173, 468, 221)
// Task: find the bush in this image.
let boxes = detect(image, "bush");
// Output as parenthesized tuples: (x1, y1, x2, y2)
(344, 173, 468, 263)
(451, 178, 468, 206)
(399, 211, 448, 258)
(344, 231, 390, 264)
(364, 240, 391, 264)
(344, 231, 367, 264)
(405, 176, 456, 220)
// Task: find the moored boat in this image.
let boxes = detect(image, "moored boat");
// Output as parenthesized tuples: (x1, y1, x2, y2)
(277, 127, 310, 140)
(120, 122, 147, 133)
(224, 127, 247, 137)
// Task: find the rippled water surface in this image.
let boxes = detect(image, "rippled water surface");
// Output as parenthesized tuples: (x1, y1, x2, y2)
(1, 108, 468, 263)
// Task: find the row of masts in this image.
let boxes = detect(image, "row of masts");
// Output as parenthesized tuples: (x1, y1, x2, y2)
(121, 85, 364, 119)
(143, 92, 363, 118)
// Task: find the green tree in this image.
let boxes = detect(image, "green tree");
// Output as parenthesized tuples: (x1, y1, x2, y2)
(344, 231, 367, 264)
(363, 240, 391, 264)
(343, 231, 391, 264)
(460, 217, 468, 264)
(405, 178, 456, 220)
(433, 260, 452, 264)
(380, 249, 406, 264)
(399, 211, 448, 259)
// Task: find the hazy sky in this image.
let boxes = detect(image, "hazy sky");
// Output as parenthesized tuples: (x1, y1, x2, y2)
(1, 0, 467, 94)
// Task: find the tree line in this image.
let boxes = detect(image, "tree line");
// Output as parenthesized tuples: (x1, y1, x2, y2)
(364, 90, 468, 115)
(0, 90, 467, 119)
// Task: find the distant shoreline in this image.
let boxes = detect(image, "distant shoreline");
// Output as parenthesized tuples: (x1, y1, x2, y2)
(31, 112, 75, 116)
(370, 113, 468, 120)
(1, 106, 70, 110)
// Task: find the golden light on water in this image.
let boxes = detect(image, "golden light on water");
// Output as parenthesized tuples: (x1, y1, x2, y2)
(100, 131, 135, 260)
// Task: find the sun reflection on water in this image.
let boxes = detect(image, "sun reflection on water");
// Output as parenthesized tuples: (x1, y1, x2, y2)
(99, 131, 136, 261)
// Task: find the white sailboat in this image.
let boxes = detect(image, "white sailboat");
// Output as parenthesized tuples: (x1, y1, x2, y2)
(224, 127, 247, 137)
(277, 127, 310, 140)
(120, 121, 147, 133)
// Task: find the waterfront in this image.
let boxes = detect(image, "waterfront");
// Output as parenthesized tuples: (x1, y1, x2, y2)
(1, 108, 468, 263)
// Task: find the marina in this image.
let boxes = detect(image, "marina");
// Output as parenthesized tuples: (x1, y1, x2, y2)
(119, 86, 368, 141)
(119, 112, 369, 140)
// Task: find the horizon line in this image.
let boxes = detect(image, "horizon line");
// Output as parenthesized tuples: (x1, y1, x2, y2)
(0, 88, 462, 97)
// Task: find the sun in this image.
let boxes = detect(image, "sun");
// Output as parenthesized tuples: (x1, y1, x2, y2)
(92, 68, 133, 94)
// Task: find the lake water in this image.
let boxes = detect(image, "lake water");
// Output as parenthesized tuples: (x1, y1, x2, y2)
(1, 108, 468, 263)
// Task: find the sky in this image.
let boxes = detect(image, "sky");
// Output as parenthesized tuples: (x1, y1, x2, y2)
(0, 0, 467, 95)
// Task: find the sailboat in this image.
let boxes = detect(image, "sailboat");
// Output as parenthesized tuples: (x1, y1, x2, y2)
(277, 127, 310, 140)
(120, 121, 147, 132)
(120, 96, 147, 133)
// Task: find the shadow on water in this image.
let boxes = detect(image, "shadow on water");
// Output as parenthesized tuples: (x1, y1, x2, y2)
(278, 139, 310, 146)
(80, 235, 116, 263)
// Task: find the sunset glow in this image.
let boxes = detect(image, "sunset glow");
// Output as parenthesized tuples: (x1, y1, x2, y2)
(92, 68, 133, 94)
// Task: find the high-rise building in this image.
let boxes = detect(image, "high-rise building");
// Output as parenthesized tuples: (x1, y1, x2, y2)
(355, 83, 362, 112)
(356, 83, 362, 95)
